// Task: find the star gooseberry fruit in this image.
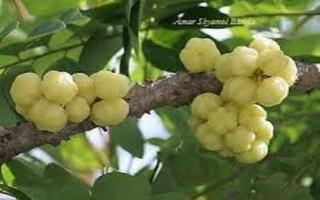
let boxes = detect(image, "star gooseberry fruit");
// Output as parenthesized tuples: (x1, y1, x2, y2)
(41, 71, 79, 105)
(65, 96, 90, 123)
(236, 140, 268, 163)
(10, 72, 42, 107)
(91, 70, 130, 100)
(72, 73, 96, 104)
(179, 38, 221, 72)
(249, 35, 280, 53)
(190, 92, 223, 119)
(91, 98, 129, 126)
(28, 98, 68, 133)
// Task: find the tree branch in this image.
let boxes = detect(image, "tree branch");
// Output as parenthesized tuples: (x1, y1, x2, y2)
(0, 62, 319, 164)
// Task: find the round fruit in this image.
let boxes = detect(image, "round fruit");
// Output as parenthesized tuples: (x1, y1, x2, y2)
(228, 46, 258, 77)
(236, 140, 268, 163)
(65, 96, 90, 123)
(249, 119, 274, 141)
(225, 126, 256, 153)
(28, 98, 68, 132)
(255, 77, 289, 107)
(92, 71, 130, 99)
(196, 124, 224, 151)
(179, 38, 221, 72)
(258, 50, 297, 86)
(187, 115, 205, 131)
(41, 71, 78, 105)
(207, 107, 237, 135)
(249, 36, 280, 53)
(221, 77, 256, 104)
(72, 73, 96, 104)
(239, 104, 267, 126)
(191, 92, 223, 119)
(215, 54, 233, 82)
(10, 72, 41, 106)
(91, 98, 129, 126)
(15, 104, 30, 121)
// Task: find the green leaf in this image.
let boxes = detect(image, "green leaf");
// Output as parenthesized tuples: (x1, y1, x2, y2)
(292, 55, 320, 64)
(143, 0, 204, 23)
(110, 117, 145, 158)
(5, 159, 90, 200)
(0, 36, 51, 56)
(153, 151, 217, 192)
(0, 21, 19, 42)
(43, 163, 91, 200)
(156, 106, 196, 148)
(60, 8, 86, 24)
(153, 192, 189, 200)
(278, 35, 320, 57)
(142, 40, 185, 72)
(91, 171, 151, 200)
(79, 34, 122, 74)
(29, 20, 66, 38)
(45, 57, 80, 74)
(81, 2, 126, 24)
(310, 177, 320, 199)
(42, 134, 106, 172)
(120, 27, 131, 75)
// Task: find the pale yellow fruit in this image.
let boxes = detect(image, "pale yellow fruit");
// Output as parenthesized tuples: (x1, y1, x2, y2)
(187, 115, 205, 131)
(179, 38, 221, 72)
(10, 72, 41, 106)
(92, 71, 130, 99)
(215, 54, 233, 82)
(225, 126, 256, 153)
(255, 77, 289, 107)
(239, 104, 267, 126)
(91, 98, 129, 126)
(72, 73, 96, 104)
(258, 50, 297, 86)
(221, 77, 256, 104)
(224, 102, 240, 116)
(207, 107, 237, 135)
(228, 46, 258, 77)
(196, 124, 224, 151)
(191, 92, 223, 119)
(41, 71, 78, 105)
(249, 119, 274, 141)
(65, 96, 90, 123)
(28, 98, 68, 132)
(249, 36, 280, 53)
(15, 104, 30, 121)
(236, 140, 268, 163)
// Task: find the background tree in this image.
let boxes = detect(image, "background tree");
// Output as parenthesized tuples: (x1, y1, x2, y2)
(0, 0, 320, 199)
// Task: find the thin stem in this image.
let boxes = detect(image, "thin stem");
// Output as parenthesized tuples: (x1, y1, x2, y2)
(234, 11, 320, 18)
(0, 33, 121, 70)
(0, 42, 84, 70)
(191, 166, 247, 199)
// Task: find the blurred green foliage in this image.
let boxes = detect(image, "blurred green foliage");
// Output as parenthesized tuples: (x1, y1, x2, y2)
(0, 0, 320, 199)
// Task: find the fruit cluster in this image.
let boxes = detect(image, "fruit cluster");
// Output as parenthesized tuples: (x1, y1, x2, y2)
(10, 70, 130, 133)
(188, 93, 272, 163)
(180, 36, 297, 163)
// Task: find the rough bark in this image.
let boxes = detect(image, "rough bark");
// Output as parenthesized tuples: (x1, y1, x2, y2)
(0, 62, 319, 164)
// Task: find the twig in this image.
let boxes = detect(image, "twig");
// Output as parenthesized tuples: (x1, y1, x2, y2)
(11, 0, 32, 21)
(0, 33, 122, 70)
(0, 62, 319, 164)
